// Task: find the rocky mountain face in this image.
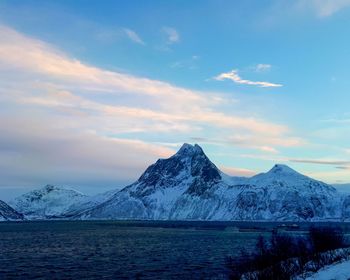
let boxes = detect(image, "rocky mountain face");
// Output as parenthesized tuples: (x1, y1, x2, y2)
(7, 144, 350, 221)
(0, 200, 24, 221)
(77, 143, 229, 220)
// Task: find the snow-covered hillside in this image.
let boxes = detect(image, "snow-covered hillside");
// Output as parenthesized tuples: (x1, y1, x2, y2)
(77, 143, 347, 221)
(0, 200, 24, 221)
(8, 185, 120, 219)
(62, 188, 120, 217)
(305, 260, 350, 280)
(9, 185, 88, 219)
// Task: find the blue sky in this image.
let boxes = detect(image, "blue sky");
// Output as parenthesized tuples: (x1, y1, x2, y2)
(0, 0, 350, 199)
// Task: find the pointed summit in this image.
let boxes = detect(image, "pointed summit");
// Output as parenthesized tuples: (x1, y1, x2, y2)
(267, 164, 300, 175)
(43, 184, 57, 192)
(135, 143, 221, 192)
(175, 143, 205, 158)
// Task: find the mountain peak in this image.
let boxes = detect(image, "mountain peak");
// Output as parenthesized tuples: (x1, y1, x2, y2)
(135, 143, 221, 192)
(43, 184, 57, 192)
(268, 164, 299, 175)
(175, 143, 204, 157)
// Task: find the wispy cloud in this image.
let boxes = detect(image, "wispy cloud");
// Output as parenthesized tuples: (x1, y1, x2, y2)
(0, 116, 174, 188)
(297, 0, 350, 17)
(288, 156, 350, 181)
(214, 69, 282, 88)
(220, 166, 256, 177)
(290, 158, 350, 166)
(321, 117, 350, 124)
(170, 55, 199, 70)
(191, 135, 302, 154)
(336, 166, 350, 170)
(162, 26, 180, 44)
(123, 28, 145, 45)
(254, 64, 272, 72)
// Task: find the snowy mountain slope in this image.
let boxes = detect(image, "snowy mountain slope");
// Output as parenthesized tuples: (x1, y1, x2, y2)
(304, 259, 350, 280)
(0, 200, 24, 221)
(9, 185, 88, 219)
(62, 188, 120, 217)
(77, 143, 346, 221)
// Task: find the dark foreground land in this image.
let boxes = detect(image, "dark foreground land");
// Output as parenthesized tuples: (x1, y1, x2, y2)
(0, 221, 349, 279)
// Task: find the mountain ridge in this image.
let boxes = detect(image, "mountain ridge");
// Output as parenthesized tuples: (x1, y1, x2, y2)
(75, 144, 348, 221)
(5, 143, 350, 221)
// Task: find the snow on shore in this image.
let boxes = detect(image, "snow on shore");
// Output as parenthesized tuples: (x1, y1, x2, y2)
(305, 260, 350, 280)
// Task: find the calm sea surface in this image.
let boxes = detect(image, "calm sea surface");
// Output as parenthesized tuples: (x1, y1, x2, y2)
(0, 221, 349, 279)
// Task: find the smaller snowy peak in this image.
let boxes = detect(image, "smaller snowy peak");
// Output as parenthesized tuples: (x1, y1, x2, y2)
(251, 164, 303, 182)
(9, 185, 88, 219)
(249, 163, 337, 195)
(17, 184, 86, 201)
(267, 164, 301, 175)
(42, 184, 70, 193)
(43, 184, 56, 192)
(39, 184, 72, 195)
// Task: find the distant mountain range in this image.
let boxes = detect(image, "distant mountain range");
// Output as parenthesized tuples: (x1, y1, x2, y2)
(4, 143, 350, 221)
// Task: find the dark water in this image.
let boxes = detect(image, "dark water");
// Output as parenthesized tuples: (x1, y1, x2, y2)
(0, 221, 349, 279)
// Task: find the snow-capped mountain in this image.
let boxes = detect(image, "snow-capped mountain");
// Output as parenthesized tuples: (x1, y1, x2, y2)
(9, 185, 88, 219)
(77, 143, 346, 221)
(0, 200, 24, 221)
(230, 164, 341, 220)
(8, 144, 349, 221)
(8, 185, 120, 219)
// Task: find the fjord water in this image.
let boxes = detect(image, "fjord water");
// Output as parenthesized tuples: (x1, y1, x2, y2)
(1, 221, 349, 279)
(0, 221, 263, 279)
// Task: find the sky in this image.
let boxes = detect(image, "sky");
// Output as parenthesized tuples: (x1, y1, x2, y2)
(0, 0, 350, 200)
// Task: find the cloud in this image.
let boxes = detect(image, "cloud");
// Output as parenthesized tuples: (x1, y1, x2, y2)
(170, 55, 199, 70)
(0, 24, 301, 190)
(191, 135, 302, 154)
(162, 26, 180, 44)
(0, 25, 291, 136)
(289, 158, 350, 166)
(123, 28, 145, 45)
(297, 0, 350, 17)
(0, 116, 174, 189)
(336, 166, 350, 170)
(321, 118, 350, 124)
(214, 69, 282, 88)
(306, 169, 350, 184)
(220, 166, 256, 177)
(254, 64, 272, 72)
